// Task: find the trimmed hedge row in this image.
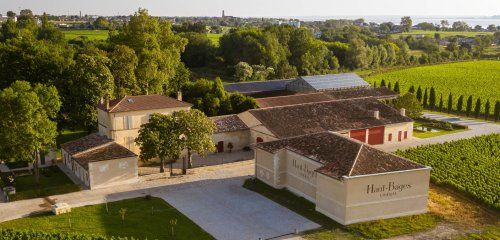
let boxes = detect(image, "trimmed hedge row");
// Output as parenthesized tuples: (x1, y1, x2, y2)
(0, 229, 134, 240)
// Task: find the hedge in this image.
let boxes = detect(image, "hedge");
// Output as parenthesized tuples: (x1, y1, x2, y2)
(0, 229, 135, 240)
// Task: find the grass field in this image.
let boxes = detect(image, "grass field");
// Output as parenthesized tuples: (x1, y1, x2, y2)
(63, 30, 109, 41)
(0, 197, 214, 240)
(365, 60, 500, 113)
(391, 30, 493, 38)
(396, 134, 500, 210)
(1, 166, 80, 201)
(207, 33, 222, 46)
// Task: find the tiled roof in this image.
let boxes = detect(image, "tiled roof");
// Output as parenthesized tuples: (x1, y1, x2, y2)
(61, 134, 113, 155)
(210, 114, 249, 133)
(61, 134, 136, 170)
(73, 143, 137, 170)
(224, 79, 293, 94)
(97, 95, 192, 113)
(255, 88, 398, 109)
(256, 132, 425, 179)
(249, 98, 412, 138)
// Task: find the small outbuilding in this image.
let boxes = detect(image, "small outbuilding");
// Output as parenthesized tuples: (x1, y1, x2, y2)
(210, 114, 250, 153)
(61, 134, 138, 189)
(255, 132, 430, 225)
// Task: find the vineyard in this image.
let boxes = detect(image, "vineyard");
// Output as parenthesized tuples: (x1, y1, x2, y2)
(365, 60, 500, 113)
(396, 134, 500, 209)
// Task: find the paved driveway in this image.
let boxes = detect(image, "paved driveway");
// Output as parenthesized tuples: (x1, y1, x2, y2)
(155, 176, 319, 240)
(377, 113, 500, 152)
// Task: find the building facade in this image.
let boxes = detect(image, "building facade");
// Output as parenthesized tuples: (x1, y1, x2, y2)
(255, 132, 430, 225)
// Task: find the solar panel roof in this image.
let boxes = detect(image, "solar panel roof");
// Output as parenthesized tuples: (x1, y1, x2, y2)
(224, 79, 293, 94)
(299, 73, 370, 91)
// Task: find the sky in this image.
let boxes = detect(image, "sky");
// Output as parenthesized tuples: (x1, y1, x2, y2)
(0, 0, 499, 17)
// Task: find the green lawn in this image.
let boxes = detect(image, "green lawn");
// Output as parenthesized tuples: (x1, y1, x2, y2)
(365, 60, 500, 114)
(2, 166, 80, 201)
(207, 33, 222, 46)
(413, 121, 467, 139)
(243, 178, 440, 239)
(63, 30, 109, 41)
(458, 226, 500, 240)
(391, 30, 493, 38)
(0, 197, 214, 240)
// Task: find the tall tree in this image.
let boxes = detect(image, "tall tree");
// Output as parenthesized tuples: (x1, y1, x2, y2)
(423, 88, 428, 108)
(457, 95, 464, 113)
(380, 79, 386, 87)
(393, 81, 400, 94)
(393, 93, 422, 119)
(484, 100, 490, 120)
(429, 87, 436, 110)
(400, 16, 413, 32)
(135, 114, 183, 173)
(66, 51, 114, 132)
(447, 93, 453, 113)
(438, 94, 443, 111)
(0, 81, 61, 188)
(109, 45, 139, 98)
(416, 86, 423, 102)
(494, 101, 500, 122)
(110, 8, 187, 95)
(174, 109, 216, 171)
(408, 85, 415, 93)
(474, 98, 481, 118)
(466, 95, 473, 117)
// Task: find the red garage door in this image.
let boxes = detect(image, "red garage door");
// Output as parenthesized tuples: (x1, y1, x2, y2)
(350, 129, 367, 143)
(368, 126, 385, 145)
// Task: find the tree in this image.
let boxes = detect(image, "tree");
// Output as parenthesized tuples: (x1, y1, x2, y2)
(169, 63, 190, 99)
(474, 98, 481, 118)
(438, 94, 443, 111)
(110, 8, 187, 95)
(408, 85, 415, 93)
(135, 113, 183, 173)
(447, 93, 453, 113)
(174, 109, 216, 171)
(0, 81, 61, 189)
(466, 95, 473, 117)
(6, 11, 16, 18)
(416, 86, 422, 102)
(180, 32, 216, 68)
(109, 45, 139, 98)
(487, 24, 497, 31)
(393, 81, 400, 94)
(423, 88, 428, 108)
(66, 51, 114, 132)
(38, 13, 65, 43)
(400, 16, 413, 32)
(93, 17, 110, 29)
(452, 21, 470, 31)
(440, 20, 449, 30)
(380, 79, 386, 87)
(484, 100, 490, 120)
(457, 95, 464, 113)
(388, 82, 392, 91)
(429, 87, 436, 110)
(346, 38, 370, 69)
(393, 93, 422, 119)
(494, 101, 500, 122)
(234, 62, 253, 82)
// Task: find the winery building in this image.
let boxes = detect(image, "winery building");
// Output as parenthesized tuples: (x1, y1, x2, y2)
(255, 132, 431, 225)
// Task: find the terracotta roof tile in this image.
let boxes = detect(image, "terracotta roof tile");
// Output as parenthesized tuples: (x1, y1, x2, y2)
(256, 132, 426, 179)
(97, 95, 192, 113)
(73, 143, 137, 170)
(60, 134, 113, 155)
(210, 114, 249, 133)
(249, 97, 412, 138)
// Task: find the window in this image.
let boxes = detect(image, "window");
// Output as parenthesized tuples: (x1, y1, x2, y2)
(388, 133, 392, 141)
(256, 137, 264, 143)
(123, 116, 133, 129)
(404, 131, 408, 139)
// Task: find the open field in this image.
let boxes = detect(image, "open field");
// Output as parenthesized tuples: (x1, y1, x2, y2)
(207, 33, 222, 46)
(0, 197, 214, 240)
(396, 134, 500, 209)
(0, 166, 80, 201)
(391, 30, 493, 38)
(62, 30, 109, 41)
(365, 60, 500, 113)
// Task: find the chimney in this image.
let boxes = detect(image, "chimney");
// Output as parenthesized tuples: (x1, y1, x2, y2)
(400, 108, 406, 116)
(177, 91, 183, 101)
(373, 110, 380, 119)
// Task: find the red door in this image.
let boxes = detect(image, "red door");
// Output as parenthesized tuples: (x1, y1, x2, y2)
(398, 131, 402, 142)
(217, 141, 224, 153)
(256, 137, 264, 143)
(368, 126, 385, 145)
(350, 129, 367, 143)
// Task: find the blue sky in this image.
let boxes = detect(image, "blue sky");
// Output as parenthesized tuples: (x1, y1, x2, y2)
(1, 0, 499, 17)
